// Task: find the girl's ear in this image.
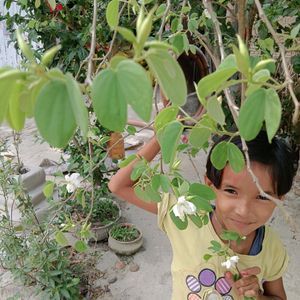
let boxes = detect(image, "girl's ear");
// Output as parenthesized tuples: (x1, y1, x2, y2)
(204, 175, 214, 187)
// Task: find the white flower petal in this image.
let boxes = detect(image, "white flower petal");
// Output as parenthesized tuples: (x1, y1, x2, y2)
(172, 204, 185, 221)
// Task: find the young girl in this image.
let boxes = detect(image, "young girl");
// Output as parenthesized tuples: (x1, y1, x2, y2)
(108, 131, 297, 300)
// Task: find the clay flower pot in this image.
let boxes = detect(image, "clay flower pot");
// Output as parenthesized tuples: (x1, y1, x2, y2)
(90, 198, 121, 241)
(108, 223, 143, 255)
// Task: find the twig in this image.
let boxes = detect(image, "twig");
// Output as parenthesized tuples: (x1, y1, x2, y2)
(254, 0, 299, 124)
(95, 3, 127, 75)
(157, 0, 171, 40)
(194, 31, 220, 68)
(202, 0, 239, 115)
(179, 0, 187, 25)
(86, 0, 98, 85)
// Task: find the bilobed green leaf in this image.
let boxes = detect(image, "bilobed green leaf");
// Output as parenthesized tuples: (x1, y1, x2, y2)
(189, 214, 203, 228)
(151, 174, 161, 191)
(117, 27, 136, 44)
(130, 161, 146, 180)
(146, 48, 187, 105)
(160, 174, 170, 192)
(252, 69, 270, 83)
(35, 80, 76, 148)
(65, 73, 88, 138)
(134, 184, 161, 202)
(172, 34, 184, 55)
(55, 231, 68, 247)
(197, 68, 237, 103)
(238, 88, 265, 141)
(210, 240, 221, 252)
(6, 81, 25, 131)
(189, 183, 216, 201)
(264, 88, 281, 142)
(217, 54, 237, 71)
(118, 154, 137, 168)
(169, 207, 188, 230)
(210, 141, 228, 170)
(110, 55, 127, 69)
(74, 240, 88, 253)
(189, 127, 211, 149)
(43, 181, 54, 198)
(106, 0, 119, 28)
(206, 97, 225, 125)
(157, 121, 183, 164)
(253, 58, 276, 73)
(189, 196, 213, 212)
(227, 142, 245, 173)
(117, 60, 152, 122)
(92, 69, 127, 132)
(154, 106, 179, 132)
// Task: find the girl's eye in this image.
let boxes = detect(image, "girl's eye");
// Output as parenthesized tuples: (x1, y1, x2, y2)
(257, 195, 270, 201)
(224, 189, 237, 195)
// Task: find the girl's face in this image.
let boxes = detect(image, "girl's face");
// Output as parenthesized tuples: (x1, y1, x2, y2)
(205, 161, 280, 238)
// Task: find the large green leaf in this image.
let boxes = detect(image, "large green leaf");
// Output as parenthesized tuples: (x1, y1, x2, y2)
(154, 106, 179, 132)
(117, 60, 152, 121)
(197, 68, 237, 102)
(157, 121, 183, 164)
(210, 141, 228, 170)
(238, 88, 281, 142)
(35, 80, 76, 148)
(238, 89, 265, 141)
(189, 196, 213, 212)
(65, 73, 88, 138)
(206, 97, 225, 125)
(146, 48, 187, 105)
(227, 142, 245, 173)
(6, 81, 25, 131)
(92, 69, 127, 132)
(106, 0, 119, 28)
(264, 88, 281, 142)
(92, 60, 152, 132)
(189, 183, 216, 200)
(189, 127, 211, 149)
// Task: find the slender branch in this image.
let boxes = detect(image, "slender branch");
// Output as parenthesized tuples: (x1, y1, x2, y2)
(188, 153, 202, 183)
(179, 0, 187, 24)
(86, 0, 98, 85)
(157, 0, 171, 40)
(194, 31, 220, 68)
(254, 0, 299, 124)
(95, 3, 127, 75)
(202, 0, 239, 116)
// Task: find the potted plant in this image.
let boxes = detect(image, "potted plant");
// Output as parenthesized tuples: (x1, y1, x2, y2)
(89, 197, 121, 241)
(108, 223, 143, 255)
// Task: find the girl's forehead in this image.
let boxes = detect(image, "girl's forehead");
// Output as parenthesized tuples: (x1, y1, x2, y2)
(221, 162, 274, 193)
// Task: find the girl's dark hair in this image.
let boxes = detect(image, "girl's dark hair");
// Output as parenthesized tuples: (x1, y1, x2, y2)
(206, 131, 299, 196)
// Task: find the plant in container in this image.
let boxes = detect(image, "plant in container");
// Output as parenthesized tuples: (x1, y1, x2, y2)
(108, 223, 143, 255)
(87, 197, 121, 241)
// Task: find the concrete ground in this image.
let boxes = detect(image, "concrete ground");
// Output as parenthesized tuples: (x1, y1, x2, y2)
(0, 118, 300, 300)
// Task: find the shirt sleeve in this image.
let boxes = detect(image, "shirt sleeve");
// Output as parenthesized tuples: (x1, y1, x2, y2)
(263, 228, 289, 282)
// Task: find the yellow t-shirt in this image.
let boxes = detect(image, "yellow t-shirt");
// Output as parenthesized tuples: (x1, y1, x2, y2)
(157, 193, 289, 300)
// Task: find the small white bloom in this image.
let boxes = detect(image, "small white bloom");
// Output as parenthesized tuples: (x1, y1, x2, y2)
(221, 255, 240, 269)
(65, 173, 83, 193)
(172, 196, 197, 221)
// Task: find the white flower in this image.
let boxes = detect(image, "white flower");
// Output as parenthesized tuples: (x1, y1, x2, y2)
(221, 255, 240, 269)
(172, 196, 197, 221)
(65, 173, 83, 193)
